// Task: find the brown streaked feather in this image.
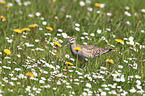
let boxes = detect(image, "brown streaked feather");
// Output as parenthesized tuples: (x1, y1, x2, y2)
(77, 45, 112, 58)
(62, 37, 114, 60)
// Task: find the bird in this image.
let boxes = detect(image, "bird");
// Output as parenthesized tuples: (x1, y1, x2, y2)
(61, 37, 114, 60)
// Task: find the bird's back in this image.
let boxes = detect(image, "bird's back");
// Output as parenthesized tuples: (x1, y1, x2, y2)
(76, 45, 113, 59)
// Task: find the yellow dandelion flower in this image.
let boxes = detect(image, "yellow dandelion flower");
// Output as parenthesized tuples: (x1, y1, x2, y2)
(29, 24, 37, 28)
(66, 62, 74, 66)
(54, 16, 58, 19)
(46, 27, 53, 31)
(95, 3, 105, 8)
(64, 72, 67, 75)
(21, 28, 30, 31)
(6, 5, 10, 8)
(115, 39, 124, 44)
(0, 1, 6, 4)
(139, 21, 141, 23)
(67, 66, 71, 69)
(26, 72, 34, 77)
(4, 49, 11, 55)
(14, 29, 22, 33)
(8, 88, 11, 92)
(53, 41, 61, 47)
(0, 16, 6, 21)
(52, 0, 56, 1)
(106, 59, 114, 64)
(73, 47, 81, 51)
(95, 3, 101, 7)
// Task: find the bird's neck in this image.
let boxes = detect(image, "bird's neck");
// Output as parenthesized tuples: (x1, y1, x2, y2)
(70, 43, 76, 49)
(70, 40, 77, 48)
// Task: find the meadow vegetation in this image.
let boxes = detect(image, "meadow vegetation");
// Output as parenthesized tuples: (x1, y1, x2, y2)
(0, 0, 145, 95)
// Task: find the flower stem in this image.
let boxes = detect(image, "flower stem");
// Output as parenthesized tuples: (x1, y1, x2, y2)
(141, 55, 143, 79)
(56, 47, 65, 63)
(56, 47, 67, 72)
(76, 51, 78, 71)
(134, 21, 140, 37)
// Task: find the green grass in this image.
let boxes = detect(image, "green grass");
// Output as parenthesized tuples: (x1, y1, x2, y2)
(0, 0, 145, 96)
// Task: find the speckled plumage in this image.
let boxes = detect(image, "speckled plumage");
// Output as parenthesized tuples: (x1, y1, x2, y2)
(62, 37, 113, 60)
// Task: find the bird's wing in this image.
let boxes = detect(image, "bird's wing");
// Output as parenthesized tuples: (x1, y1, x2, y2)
(93, 48, 111, 57)
(78, 45, 111, 58)
(77, 45, 98, 58)
(79, 45, 96, 50)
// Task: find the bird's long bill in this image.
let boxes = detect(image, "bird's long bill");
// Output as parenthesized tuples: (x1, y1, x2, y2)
(61, 40, 70, 47)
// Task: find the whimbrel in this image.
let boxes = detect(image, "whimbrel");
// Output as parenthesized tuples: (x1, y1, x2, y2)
(62, 37, 114, 60)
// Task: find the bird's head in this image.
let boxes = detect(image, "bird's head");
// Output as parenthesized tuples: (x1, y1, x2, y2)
(61, 37, 76, 47)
